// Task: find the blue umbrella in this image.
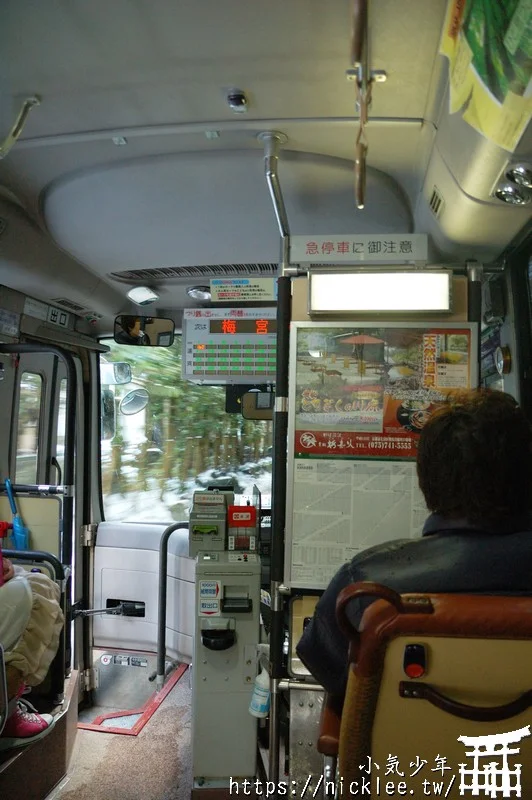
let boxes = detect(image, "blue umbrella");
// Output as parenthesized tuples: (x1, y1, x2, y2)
(4, 479, 29, 550)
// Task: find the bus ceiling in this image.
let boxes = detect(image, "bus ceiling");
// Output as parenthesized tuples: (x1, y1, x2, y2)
(0, 0, 530, 336)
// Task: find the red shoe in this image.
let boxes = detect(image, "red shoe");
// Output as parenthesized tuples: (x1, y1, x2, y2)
(0, 697, 55, 750)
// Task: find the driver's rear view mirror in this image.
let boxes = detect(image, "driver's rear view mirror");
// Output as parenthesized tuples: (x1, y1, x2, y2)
(114, 315, 175, 347)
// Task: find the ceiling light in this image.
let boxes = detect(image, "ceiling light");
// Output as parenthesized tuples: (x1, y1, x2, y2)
(494, 184, 530, 205)
(187, 286, 211, 302)
(505, 164, 532, 189)
(309, 270, 452, 314)
(126, 286, 159, 305)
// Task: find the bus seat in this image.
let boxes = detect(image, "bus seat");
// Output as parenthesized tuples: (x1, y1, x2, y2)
(0, 645, 7, 736)
(317, 582, 532, 799)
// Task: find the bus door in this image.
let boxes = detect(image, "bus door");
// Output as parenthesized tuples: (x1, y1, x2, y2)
(2, 346, 85, 698)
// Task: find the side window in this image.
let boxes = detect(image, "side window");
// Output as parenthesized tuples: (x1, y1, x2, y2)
(100, 339, 273, 523)
(54, 378, 67, 481)
(15, 372, 44, 483)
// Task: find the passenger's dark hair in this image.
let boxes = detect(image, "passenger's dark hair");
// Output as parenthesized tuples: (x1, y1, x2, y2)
(416, 389, 532, 529)
(119, 315, 139, 333)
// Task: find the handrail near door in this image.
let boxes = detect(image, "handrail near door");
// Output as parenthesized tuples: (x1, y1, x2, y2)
(154, 522, 189, 690)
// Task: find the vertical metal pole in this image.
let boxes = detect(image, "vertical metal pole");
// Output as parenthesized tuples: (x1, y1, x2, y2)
(467, 261, 483, 385)
(259, 131, 291, 784)
(269, 272, 290, 784)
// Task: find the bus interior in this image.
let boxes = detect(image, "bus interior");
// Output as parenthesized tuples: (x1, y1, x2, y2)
(0, 1, 532, 798)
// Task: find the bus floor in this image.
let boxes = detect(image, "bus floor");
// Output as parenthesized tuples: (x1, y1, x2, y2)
(49, 670, 193, 800)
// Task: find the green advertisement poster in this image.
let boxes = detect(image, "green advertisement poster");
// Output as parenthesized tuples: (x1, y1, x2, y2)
(440, 0, 532, 151)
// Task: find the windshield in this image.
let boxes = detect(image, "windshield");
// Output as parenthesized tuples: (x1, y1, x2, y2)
(100, 336, 272, 523)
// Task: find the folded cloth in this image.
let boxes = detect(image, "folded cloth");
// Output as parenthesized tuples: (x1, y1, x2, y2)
(0, 577, 33, 652)
(1, 572, 64, 686)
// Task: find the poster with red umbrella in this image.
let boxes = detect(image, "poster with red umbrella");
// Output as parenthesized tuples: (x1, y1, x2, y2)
(293, 324, 474, 459)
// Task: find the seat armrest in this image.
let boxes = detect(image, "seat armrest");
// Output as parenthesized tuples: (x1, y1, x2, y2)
(317, 693, 343, 756)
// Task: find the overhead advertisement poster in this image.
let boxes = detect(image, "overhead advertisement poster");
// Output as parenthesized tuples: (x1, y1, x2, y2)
(440, 0, 532, 152)
(286, 322, 477, 589)
(293, 324, 472, 460)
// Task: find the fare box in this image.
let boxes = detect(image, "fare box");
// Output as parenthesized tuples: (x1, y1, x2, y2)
(228, 505, 257, 552)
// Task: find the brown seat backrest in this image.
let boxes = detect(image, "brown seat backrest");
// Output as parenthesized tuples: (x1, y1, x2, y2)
(335, 582, 532, 799)
(0, 645, 7, 736)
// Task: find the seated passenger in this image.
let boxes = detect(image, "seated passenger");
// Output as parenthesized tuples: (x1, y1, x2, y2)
(296, 389, 532, 698)
(0, 558, 64, 750)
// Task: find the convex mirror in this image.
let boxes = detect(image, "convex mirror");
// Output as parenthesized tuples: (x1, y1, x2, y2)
(114, 315, 175, 347)
(100, 361, 132, 385)
(120, 388, 149, 415)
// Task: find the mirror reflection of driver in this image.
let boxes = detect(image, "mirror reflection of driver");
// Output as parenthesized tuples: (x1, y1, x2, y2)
(115, 316, 151, 345)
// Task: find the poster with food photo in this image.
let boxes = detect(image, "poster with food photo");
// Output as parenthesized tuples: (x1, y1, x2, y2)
(293, 326, 473, 459)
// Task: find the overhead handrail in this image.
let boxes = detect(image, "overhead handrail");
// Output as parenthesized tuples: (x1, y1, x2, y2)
(347, 0, 386, 209)
(350, 0, 368, 67)
(351, 0, 370, 121)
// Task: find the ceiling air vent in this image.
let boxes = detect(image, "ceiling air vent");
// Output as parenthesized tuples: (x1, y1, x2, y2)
(429, 187, 445, 218)
(51, 298, 102, 319)
(110, 263, 279, 282)
(51, 298, 85, 313)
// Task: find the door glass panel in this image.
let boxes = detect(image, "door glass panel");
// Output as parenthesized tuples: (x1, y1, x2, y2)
(55, 378, 67, 480)
(15, 372, 43, 483)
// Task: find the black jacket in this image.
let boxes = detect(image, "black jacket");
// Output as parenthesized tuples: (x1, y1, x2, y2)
(295, 514, 532, 697)
(115, 329, 151, 345)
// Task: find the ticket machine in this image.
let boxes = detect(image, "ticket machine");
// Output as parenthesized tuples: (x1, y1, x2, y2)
(191, 488, 262, 788)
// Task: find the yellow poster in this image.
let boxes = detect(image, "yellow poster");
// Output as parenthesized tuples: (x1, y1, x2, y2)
(440, 0, 532, 152)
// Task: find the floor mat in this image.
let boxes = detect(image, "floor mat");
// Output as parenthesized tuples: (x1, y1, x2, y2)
(77, 663, 188, 735)
(51, 668, 193, 800)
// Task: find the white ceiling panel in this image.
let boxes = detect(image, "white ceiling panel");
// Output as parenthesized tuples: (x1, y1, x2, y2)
(0, 0, 530, 331)
(3, 1, 447, 136)
(43, 150, 413, 272)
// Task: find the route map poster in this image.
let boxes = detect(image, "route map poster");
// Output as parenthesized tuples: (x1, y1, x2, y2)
(292, 324, 474, 460)
(285, 322, 477, 588)
(440, 0, 532, 152)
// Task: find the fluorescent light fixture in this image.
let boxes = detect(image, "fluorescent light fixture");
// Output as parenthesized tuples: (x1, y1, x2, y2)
(309, 270, 452, 314)
(126, 286, 159, 305)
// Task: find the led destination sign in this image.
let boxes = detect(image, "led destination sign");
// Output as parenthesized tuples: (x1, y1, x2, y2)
(182, 308, 277, 385)
(208, 319, 277, 334)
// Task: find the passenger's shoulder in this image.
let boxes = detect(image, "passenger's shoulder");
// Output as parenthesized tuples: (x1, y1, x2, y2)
(349, 537, 431, 580)
(350, 536, 425, 566)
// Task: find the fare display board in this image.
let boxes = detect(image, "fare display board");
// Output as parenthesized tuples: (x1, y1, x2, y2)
(182, 308, 276, 384)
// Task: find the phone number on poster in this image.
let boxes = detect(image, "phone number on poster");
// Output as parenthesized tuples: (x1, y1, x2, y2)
(366, 440, 412, 450)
